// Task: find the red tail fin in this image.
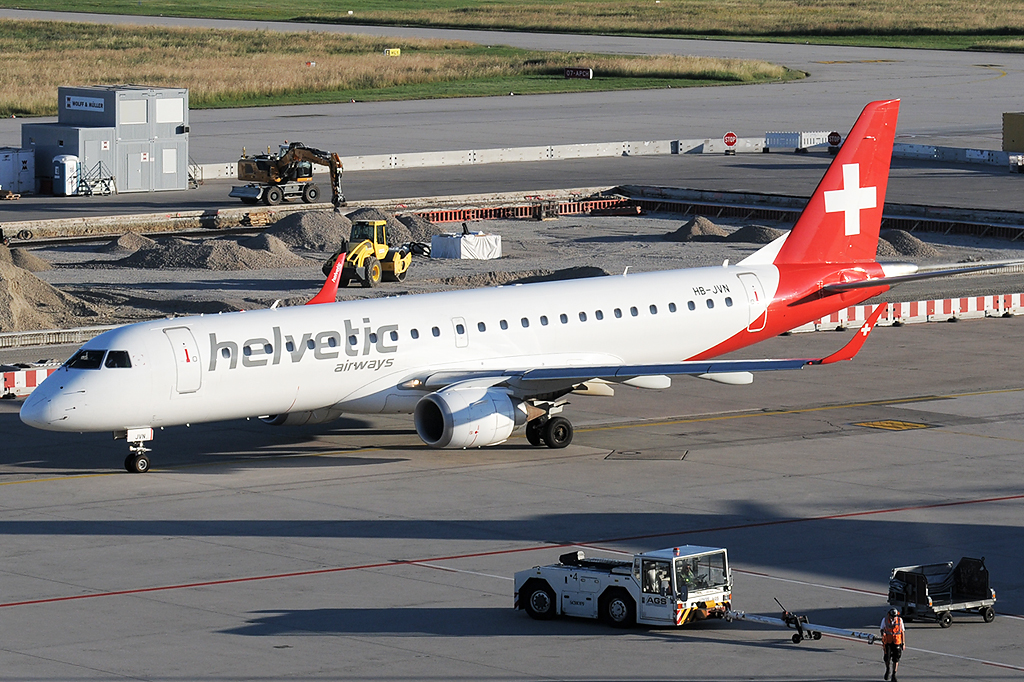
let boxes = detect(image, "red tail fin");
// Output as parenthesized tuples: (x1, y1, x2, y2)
(774, 100, 900, 265)
(306, 252, 346, 305)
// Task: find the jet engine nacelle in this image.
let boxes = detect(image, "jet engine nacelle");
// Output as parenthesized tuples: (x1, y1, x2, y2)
(260, 407, 344, 427)
(414, 385, 527, 448)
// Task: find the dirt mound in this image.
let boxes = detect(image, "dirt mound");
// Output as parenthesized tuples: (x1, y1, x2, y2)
(240, 233, 307, 261)
(102, 232, 158, 254)
(876, 239, 900, 258)
(880, 229, 942, 258)
(1, 246, 51, 272)
(345, 207, 413, 246)
(427, 267, 609, 288)
(725, 225, 787, 244)
(511, 266, 610, 284)
(115, 237, 308, 270)
(0, 259, 102, 332)
(665, 216, 729, 242)
(265, 210, 351, 252)
(398, 213, 447, 242)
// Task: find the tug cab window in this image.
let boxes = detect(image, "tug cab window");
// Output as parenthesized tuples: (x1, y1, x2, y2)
(642, 559, 672, 597)
(104, 350, 132, 368)
(66, 349, 105, 370)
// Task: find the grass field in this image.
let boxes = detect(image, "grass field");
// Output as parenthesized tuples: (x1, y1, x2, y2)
(1, 0, 1023, 50)
(0, 20, 798, 117)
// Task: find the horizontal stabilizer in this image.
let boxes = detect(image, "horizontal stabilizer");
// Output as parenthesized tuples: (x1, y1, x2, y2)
(822, 260, 1024, 292)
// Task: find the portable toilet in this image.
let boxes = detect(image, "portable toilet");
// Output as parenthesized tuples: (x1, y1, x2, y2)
(53, 154, 79, 196)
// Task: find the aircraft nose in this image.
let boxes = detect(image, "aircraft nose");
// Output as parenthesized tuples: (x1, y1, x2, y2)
(19, 389, 53, 428)
(20, 384, 85, 430)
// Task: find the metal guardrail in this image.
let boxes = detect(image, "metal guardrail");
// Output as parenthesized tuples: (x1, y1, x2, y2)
(0, 325, 119, 350)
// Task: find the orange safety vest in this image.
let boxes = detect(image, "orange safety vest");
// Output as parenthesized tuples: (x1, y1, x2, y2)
(881, 615, 905, 645)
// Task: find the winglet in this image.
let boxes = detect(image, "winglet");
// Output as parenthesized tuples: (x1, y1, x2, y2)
(306, 250, 346, 305)
(813, 304, 887, 365)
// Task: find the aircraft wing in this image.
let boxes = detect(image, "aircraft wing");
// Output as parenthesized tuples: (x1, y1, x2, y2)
(416, 306, 885, 392)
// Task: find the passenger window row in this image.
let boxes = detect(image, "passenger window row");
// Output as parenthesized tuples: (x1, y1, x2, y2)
(405, 296, 734, 340)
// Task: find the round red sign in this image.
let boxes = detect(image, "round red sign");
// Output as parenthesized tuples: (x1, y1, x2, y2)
(723, 131, 738, 147)
(828, 131, 842, 146)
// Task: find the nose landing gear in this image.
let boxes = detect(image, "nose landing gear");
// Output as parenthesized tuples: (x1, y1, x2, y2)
(116, 427, 154, 473)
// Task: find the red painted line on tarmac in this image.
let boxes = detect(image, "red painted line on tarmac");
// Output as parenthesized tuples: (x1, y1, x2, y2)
(2, 492, 1021, 610)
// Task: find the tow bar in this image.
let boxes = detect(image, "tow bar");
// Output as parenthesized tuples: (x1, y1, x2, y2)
(726, 599, 878, 645)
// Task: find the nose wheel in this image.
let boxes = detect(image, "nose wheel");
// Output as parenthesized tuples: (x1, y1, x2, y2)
(124, 445, 151, 473)
(123, 438, 152, 473)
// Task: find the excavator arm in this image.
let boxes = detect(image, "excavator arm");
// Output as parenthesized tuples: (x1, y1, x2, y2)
(278, 143, 345, 208)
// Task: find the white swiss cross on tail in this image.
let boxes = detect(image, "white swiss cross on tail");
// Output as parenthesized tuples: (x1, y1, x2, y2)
(824, 163, 876, 236)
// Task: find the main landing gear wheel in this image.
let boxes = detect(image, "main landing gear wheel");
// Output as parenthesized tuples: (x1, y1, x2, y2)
(525, 420, 544, 446)
(124, 453, 150, 473)
(542, 416, 573, 448)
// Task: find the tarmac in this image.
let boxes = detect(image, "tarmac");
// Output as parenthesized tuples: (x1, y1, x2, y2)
(1, 314, 1022, 680)
(0, 16, 1022, 680)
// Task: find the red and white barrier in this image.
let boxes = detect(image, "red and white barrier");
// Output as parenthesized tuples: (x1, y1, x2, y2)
(2, 366, 59, 398)
(790, 293, 1024, 332)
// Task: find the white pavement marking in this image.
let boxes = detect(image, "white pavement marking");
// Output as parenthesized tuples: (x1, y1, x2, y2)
(410, 562, 513, 581)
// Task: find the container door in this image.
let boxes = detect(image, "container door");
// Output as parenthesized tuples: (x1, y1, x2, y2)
(125, 152, 144, 191)
(163, 327, 202, 394)
(737, 272, 767, 332)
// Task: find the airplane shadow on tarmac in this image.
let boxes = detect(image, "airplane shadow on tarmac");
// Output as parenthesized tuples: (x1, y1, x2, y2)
(0, 511, 1017, 599)
(0, 407, 410, 473)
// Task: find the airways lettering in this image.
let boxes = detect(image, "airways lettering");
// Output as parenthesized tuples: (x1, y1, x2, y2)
(209, 321, 398, 371)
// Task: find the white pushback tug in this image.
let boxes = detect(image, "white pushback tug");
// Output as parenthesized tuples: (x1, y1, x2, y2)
(514, 546, 732, 627)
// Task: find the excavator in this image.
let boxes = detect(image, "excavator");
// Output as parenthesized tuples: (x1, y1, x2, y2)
(229, 142, 344, 208)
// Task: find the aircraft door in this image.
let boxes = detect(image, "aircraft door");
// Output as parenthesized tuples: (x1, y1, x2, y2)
(737, 272, 767, 332)
(451, 317, 469, 348)
(639, 558, 674, 623)
(163, 327, 202, 394)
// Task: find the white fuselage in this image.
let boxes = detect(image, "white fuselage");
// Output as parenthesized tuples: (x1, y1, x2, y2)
(22, 264, 779, 433)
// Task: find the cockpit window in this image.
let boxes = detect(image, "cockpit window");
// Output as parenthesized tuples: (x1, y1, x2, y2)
(66, 349, 106, 370)
(104, 350, 132, 368)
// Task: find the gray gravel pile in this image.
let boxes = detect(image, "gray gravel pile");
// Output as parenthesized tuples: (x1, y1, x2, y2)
(0, 259, 102, 331)
(102, 232, 158, 254)
(398, 213, 447, 242)
(427, 266, 609, 288)
(880, 229, 942, 258)
(726, 225, 787, 244)
(664, 216, 729, 242)
(265, 210, 352, 252)
(115, 237, 308, 270)
(346, 207, 412, 246)
(240, 233, 309, 262)
(1, 246, 51, 272)
(876, 239, 900, 258)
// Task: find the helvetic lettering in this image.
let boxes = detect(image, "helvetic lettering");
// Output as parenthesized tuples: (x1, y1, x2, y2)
(209, 334, 238, 370)
(314, 331, 341, 360)
(242, 337, 270, 367)
(344, 319, 360, 357)
(209, 318, 398, 371)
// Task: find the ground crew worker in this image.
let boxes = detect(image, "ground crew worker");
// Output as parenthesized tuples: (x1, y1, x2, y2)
(880, 607, 905, 681)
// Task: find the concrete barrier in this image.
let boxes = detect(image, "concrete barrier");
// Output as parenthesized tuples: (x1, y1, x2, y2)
(196, 140, 1020, 182)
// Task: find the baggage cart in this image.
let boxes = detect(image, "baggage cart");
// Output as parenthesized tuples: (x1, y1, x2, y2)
(888, 557, 996, 628)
